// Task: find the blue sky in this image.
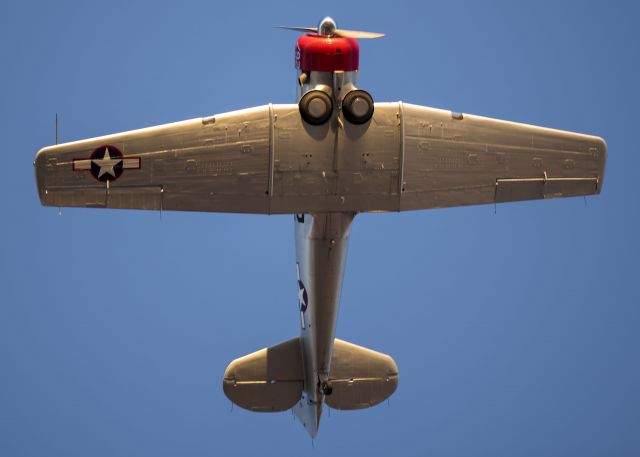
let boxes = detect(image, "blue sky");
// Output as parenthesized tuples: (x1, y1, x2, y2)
(1, 1, 639, 456)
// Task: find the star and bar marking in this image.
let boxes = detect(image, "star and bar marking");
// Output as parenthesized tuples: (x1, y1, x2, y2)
(296, 262, 309, 329)
(73, 145, 140, 182)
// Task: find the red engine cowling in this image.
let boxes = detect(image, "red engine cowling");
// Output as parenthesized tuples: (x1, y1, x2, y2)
(295, 34, 359, 72)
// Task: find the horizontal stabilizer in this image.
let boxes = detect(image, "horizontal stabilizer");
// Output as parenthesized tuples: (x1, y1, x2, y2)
(223, 337, 303, 412)
(326, 339, 398, 410)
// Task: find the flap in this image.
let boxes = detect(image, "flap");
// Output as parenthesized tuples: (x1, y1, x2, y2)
(496, 176, 599, 202)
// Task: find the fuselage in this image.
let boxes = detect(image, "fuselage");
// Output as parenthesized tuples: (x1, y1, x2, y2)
(290, 25, 373, 435)
(293, 212, 354, 436)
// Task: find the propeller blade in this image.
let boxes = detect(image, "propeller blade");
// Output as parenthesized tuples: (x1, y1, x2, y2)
(276, 26, 318, 33)
(334, 29, 385, 39)
(275, 23, 385, 39)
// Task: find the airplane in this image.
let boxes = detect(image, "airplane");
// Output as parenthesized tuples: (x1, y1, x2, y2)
(33, 16, 607, 438)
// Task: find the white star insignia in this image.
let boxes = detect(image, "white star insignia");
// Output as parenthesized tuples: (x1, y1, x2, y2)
(92, 147, 122, 179)
(296, 263, 308, 311)
(298, 284, 306, 307)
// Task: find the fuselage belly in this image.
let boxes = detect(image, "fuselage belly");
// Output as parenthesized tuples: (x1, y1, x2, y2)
(293, 212, 354, 437)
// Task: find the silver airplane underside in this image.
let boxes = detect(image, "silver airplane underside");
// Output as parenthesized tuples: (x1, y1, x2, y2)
(33, 17, 606, 438)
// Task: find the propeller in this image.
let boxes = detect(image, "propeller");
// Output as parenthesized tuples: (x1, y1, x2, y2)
(277, 17, 384, 39)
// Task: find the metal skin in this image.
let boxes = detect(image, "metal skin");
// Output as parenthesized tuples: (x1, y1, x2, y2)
(293, 212, 354, 436)
(297, 69, 358, 103)
(292, 33, 360, 436)
(33, 16, 607, 438)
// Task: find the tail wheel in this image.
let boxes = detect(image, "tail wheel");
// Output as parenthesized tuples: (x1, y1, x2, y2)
(299, 90, 333, 125)
(342, 90, 374, 124)
(320, 380, 333, 396)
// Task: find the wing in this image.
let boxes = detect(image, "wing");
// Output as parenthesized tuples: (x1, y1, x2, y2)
(35, 102, 606, 214)
(396, 103, 606, 211)
(35, 105, 280, 213)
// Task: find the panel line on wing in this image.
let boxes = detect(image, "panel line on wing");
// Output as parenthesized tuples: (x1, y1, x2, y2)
(268, 103, 275, 214)
(398, 101, 405, 196)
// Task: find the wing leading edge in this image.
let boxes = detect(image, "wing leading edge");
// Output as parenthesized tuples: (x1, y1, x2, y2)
(34, 103, 606, 214)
